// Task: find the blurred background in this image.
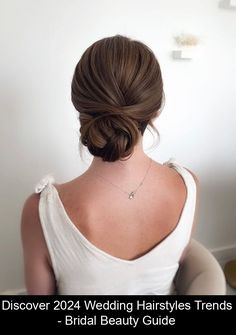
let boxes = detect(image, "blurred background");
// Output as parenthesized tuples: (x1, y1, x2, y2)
(0, 0, 235, 292)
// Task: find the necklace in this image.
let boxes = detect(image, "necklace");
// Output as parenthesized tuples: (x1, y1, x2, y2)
(95, 158, 152, 200)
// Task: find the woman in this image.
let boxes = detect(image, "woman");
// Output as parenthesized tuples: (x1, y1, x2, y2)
(21, 35, 198, 295)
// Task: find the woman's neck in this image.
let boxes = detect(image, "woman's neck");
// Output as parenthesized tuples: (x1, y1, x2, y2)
(87, 136, 150, 176)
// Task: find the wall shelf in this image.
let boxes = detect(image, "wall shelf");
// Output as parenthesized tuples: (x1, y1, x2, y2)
(172, 49, 193, 60)
(219, 0, 236, 10)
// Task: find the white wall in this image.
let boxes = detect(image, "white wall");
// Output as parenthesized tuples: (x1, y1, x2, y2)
(0, 0, 235, 292)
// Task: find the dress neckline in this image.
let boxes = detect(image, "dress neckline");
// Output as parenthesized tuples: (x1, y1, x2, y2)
(50, 162, 190, 264)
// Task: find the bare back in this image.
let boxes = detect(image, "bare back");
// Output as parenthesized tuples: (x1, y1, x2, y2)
(54, 160, 187, 261)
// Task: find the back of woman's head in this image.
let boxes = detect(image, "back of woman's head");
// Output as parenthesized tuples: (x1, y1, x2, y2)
(71, 34, 164, 162)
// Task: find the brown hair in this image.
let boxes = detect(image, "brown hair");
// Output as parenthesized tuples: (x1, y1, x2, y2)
(71, 35, 164, 162)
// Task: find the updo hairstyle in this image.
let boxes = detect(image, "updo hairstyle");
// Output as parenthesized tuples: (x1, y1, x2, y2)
(71, 35, 164, 162)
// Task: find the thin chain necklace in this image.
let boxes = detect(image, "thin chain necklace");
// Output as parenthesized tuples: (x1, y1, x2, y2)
(95, 158, 152, 200)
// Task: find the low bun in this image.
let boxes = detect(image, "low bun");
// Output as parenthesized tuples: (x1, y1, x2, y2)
(71, 35, 164, 162)
(80, 111, 140, 162)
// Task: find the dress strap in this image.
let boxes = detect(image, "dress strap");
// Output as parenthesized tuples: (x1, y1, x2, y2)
(35, 175, 55, 194)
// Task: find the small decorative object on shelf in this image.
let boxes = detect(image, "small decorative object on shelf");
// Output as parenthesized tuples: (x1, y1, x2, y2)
(219, 0, 236, 10)
(172, 33, 199, 60)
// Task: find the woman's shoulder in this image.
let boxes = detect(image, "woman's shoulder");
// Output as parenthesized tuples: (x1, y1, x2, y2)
(157, 158, 199, 208)
(21, 174, 57, 234)
(21, 192, 43, 250)
(162, 157, 199, 186)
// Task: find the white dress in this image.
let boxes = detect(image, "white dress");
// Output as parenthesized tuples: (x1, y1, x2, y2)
(35, 158, 197, 295)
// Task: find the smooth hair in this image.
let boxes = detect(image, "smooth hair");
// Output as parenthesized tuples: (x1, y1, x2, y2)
(71, 34, 164, 162)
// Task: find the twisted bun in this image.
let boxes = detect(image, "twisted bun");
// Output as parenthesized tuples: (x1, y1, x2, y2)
(80, 110, 140, 161)
(71, 35, 164, 162)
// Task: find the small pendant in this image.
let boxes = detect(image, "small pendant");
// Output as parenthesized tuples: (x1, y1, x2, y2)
(128, 191, 135, 200)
